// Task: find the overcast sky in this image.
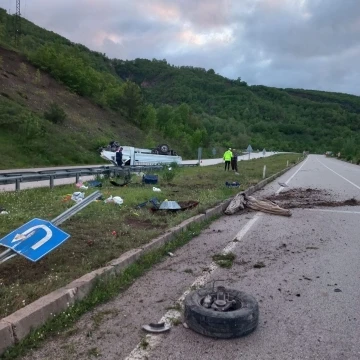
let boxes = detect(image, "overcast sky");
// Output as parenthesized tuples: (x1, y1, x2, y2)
(2, 0, 360, 95)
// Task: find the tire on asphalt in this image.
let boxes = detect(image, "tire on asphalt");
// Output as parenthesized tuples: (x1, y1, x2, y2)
(184, 288, 259, 339)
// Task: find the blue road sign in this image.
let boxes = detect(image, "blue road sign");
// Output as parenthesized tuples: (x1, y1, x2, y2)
(247, 145, 253, 153)
(0, 218, 70, 262)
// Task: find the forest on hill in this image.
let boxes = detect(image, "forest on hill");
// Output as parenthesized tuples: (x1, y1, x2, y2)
(1, 8, 359, 165)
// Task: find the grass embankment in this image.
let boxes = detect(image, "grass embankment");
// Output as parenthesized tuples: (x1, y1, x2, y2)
(0, 153, 300, 318)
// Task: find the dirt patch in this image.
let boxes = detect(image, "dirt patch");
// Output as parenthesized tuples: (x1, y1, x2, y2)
(125, 217, 166, 229)
(265, 188, 360, 209)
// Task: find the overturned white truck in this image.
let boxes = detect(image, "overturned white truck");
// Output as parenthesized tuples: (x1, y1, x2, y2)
(100, 143, 182, 166)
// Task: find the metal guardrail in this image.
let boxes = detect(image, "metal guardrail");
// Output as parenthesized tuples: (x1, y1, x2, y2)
(0, 164, 198, 191)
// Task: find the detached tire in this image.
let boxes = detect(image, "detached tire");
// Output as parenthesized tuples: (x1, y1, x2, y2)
(184, 288, 259, 339)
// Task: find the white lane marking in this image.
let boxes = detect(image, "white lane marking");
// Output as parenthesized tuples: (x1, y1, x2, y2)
(126, 159, 302, 359)
(276, 156, 309, 195)
(317, 159, 360, 191)
(125, 214, 262, 360)
(305, 209, 360, 215)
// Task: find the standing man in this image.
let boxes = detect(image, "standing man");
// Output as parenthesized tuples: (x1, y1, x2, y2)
(231, 149, 239, 174)
(223, 148, 233, 171)
(116, 146, 123, 168)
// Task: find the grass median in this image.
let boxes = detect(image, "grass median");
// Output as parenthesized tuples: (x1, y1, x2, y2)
(0, 153, 300, 318)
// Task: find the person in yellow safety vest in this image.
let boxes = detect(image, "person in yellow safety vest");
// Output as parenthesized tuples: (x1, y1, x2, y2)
(223, 148, 233, 171)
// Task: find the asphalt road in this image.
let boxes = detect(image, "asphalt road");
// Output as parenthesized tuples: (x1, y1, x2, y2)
(23, 155, 360, 360)
(0, 152, 279, 191)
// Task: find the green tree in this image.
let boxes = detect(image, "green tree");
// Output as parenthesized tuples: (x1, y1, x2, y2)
(141, 104, 157, 130)
(122, 80, 142, 121)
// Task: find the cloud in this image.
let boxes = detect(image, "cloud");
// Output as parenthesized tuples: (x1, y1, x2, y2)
(1, 0, 359, 94)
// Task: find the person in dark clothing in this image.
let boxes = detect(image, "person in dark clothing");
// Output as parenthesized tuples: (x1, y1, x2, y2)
(231, 149, 239, 174)
(115, 147, 123, 167)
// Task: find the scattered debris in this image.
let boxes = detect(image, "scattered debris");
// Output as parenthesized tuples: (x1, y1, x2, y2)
(104, 195, 123, 205)
(160, 201, 181, 210)
(212, 252, 236, 268)
(253, 262, 266, 269)
(167, 252, 175, 257)
(87, 180, 102, 188)
(110, 179, 129, 187)
(150, 200, 199, 212)
(183, 322, 189, 329)
(71, 192, 85, 203)
(225, 181, 240, 188)
(153, 187, 161, 192)
(266, 188, 360, 209)
(142, 322, 171, 333)
(0, 211, 9, 215)
(278, 182, 289, 187)
(225, 192, 291, 216)
(143, 174, 159, 185)
(334, 288, 342, 293)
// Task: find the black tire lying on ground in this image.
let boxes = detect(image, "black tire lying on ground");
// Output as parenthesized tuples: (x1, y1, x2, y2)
(184, 288, 259, 339)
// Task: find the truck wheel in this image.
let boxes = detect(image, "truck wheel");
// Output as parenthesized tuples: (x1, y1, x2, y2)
(184, 288, 259, 339)
(158, 144, 170, 154)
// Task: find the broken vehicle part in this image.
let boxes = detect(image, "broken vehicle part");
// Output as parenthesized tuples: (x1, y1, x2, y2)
(142, 322, 171, 333)
(225, 192, 291, 216)
(159, 201, 181, 210)
(184, 287, 259, 339)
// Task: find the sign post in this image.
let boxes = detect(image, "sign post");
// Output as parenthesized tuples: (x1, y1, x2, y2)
(197, 147, 202, 165)
(0, 218, 70, 262)
(246, 145, 253, 160)
(262, 148, 266, 157)
(0, 190, 101, 263)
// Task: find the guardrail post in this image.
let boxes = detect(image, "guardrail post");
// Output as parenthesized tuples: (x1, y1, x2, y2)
(263, 165, 266, 179)
(50, 175, 54, 189)
(15, 178, 20, 191)
(75, 173, 80, 183)
(287, 160, 289, 167)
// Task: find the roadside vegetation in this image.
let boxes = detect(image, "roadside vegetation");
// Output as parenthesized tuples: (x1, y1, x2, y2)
(0, 154, 300, 318)
(1, 8, 360, 166)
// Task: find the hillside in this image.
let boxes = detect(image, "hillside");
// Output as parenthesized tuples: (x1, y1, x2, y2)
(0, 46, 147, 169)
(1, 7, 360, 167)
(113, 58, 360, 161)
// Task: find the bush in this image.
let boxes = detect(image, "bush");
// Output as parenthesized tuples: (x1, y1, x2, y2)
(161, 166, 177, 182)
(44, 103, 66, 124)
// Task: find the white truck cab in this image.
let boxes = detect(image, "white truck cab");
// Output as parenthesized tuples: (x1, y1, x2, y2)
(100, 145, 182, 166)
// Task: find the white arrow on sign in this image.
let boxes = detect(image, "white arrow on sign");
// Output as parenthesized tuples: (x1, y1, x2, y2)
(11, 225, 53, 250)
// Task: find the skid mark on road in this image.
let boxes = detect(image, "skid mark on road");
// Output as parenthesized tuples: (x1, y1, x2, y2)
(317, 159, 360, 191)
(276, 157, 309, 195)
(125, 214, 262, 360)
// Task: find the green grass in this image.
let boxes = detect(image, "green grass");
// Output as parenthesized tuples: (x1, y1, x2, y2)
(0, 153, 301, 319)
(212, 252, 236, 268)
(0, 219, 213, 360)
